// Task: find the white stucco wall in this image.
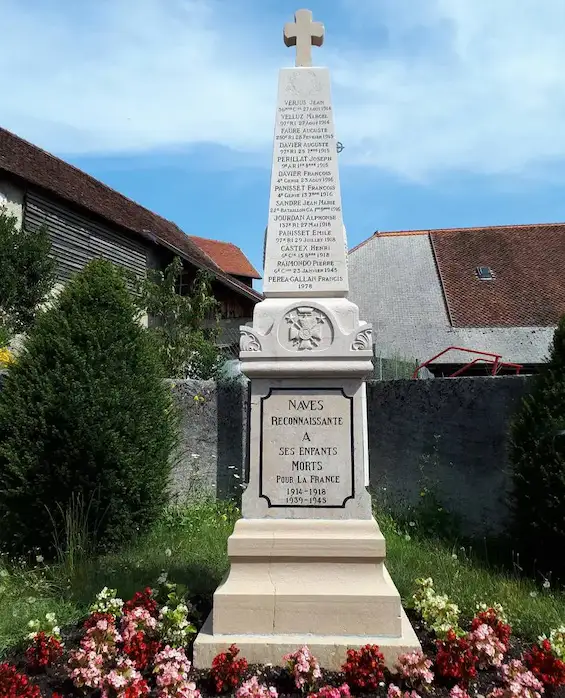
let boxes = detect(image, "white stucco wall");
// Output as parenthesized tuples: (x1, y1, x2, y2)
(0, 179, 24, 228)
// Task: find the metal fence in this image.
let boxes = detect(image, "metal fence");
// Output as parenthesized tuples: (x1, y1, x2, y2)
(372, 349, 420, 381)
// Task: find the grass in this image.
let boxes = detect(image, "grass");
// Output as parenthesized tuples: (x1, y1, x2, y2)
(0, 496, 564, 658)
(0, 495, 237, 657)
(380, 513, 565, 639)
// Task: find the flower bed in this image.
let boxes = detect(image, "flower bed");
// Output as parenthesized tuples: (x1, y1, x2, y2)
(4, 577, 565, 698)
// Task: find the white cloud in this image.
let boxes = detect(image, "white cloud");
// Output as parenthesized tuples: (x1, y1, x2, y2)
(2, 0, 565, 180)
(0, 0, 278, 154)
(335, 0, 565, 179)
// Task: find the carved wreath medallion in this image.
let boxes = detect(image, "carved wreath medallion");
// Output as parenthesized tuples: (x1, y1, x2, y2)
(281, 306, 333, 351)
(285, 70, 322, 99)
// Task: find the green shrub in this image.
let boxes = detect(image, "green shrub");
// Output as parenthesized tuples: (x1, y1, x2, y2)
(0, 325, 10, 349)
(509, 314, 565, 579)
(0, 259, 178, 558)
(128, 256, 222, 379)
(0, 207, 56, 334)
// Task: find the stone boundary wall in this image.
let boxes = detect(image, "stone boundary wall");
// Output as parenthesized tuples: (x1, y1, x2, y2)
(0, 372, 531, 536)
(366, 376, 531, 536)
(167, 378, 249, 502)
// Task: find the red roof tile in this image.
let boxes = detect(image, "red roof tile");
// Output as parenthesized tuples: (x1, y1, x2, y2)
(430, 223, 565, 327)
(0, 126, 262, 302)
(350, 223, 565, 328)
(190, 236, 261, 279)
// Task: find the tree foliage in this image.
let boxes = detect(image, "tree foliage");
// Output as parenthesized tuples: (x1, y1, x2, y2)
(129, 256, 223, 379)
(0, 259, 178, 557)
(509, 314, 565, 578)
(0, 207, 56, 334)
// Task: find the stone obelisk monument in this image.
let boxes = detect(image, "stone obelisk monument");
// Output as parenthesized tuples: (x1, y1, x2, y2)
(193, 9, 420, 669)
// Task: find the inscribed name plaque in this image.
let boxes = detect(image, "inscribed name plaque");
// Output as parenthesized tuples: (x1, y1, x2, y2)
(259, 388, 354, 507)
(263, 68, 348, 297)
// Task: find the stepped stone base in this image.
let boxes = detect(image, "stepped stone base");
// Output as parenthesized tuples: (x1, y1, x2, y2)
(192, 518, 420, 669)
(193, 608, 419, 671)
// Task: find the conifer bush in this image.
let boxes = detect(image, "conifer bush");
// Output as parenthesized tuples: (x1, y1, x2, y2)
(0, 259, 178, 557)
(509, 314, 565, 578)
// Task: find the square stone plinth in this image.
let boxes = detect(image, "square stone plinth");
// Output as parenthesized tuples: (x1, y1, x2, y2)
(192, 518, 420, 669)
(193, 607, 419, 671)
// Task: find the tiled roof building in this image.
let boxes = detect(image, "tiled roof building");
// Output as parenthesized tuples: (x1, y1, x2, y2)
(0, 126, 262, 329)
(189, 236, 261, 285)
(348, 225, 565, 374)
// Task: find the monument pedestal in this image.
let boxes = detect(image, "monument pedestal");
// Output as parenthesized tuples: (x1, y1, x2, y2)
(193, 14, 419, 670)
(193, 519, 420, 670)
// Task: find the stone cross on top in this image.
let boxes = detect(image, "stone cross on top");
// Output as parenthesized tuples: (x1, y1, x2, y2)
(284, 9, 324, 67)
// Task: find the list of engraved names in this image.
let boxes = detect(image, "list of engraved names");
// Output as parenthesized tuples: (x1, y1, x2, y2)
(260, 389, 353, 507)
(265, 71, 346, 294)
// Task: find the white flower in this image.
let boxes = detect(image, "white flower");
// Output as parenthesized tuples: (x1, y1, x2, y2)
(90, 586, 123, 616)
(404, 533, 411, 541)
(0, 569, 8, 578)
(452, 553, 458, 560)
(165, 548, 172, 557)
(409, 521, 416, 527)
(27, 596, 36, 604)
(36, 555, 44, 563)
(157, 572, 168, 585)
(548, 626, 565, 661)
(530, 590, 538, 598)
(543, 580, 551, 589)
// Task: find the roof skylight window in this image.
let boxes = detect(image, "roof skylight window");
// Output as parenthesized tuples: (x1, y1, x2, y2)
(476, 266, 494, 280)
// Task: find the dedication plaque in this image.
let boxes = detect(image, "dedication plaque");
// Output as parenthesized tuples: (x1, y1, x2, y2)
(259, 388, 354, 507)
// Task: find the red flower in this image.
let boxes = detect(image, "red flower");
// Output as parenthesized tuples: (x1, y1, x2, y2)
(435, 630, 478, 685)
(470, 608, 511, 650)
(25, 632, 63, 672)
(0, 663, 41, 698)
(123, 630, 162, 670)
(83, 611, 116, 629)
(210, 644, 248, 694)
(342, 644, 385, 691)
(124, 587, 158, 617)
(524, 639, 565, 688)
(123, 677, 150, 698)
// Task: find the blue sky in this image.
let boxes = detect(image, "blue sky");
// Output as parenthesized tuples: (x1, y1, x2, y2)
(3, 0, 565, 289)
